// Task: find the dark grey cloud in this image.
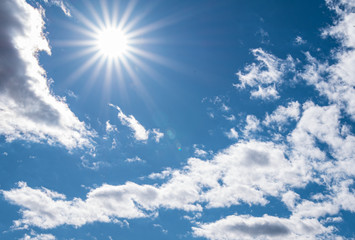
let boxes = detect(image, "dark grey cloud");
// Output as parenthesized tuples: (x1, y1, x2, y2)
(0, 0, 94, 149)
(226, 221, 290, 237)
(0, 0, 59, 125)
(244, 148, 270, 166)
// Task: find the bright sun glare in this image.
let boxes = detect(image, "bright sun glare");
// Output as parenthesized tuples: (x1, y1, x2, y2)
(96, 28, 128, 58)
(64, 0, 175, 91)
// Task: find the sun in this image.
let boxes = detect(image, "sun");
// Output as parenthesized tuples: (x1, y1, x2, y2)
(96, 27, 128, 58)
(61, 0, 178, 96)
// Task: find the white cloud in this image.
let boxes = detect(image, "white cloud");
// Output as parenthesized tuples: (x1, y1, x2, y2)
(125, 156, 145, 163)
(234, 48, 295, 100)
(225, 128, 239, 139)
(2, 2, 355, 238)
(221, 103, 230, 112)
(264, 101, 300, 127)
(111, 138, 117, 150)
(80, 156, 104, 170)
(2, 181, 159, 229)
(281, 191, 300, 210)
(299, 0, 355, 120)
(250, 85, 279, 100)
(109, 104, 164, 143)
(257, 28, 270, 44)
(294, 36, 306, 45)
(148, 167, 173, 180)
(65, 90, 77, 99)
(285, 102, 355, 224)
(0, 0, 95, 150)
(288, 102, 355, 177)
(110, 104, 149, 141)
(105, 120, 117, 134)
(243, 115, 260, 136)
(42, 0, 71, 16)
(152, 128, 164, 143)
(20, 233, 56, 240)
(2, 140, 310, 229)
(3, 126, 354, 235)
(153, 223, 168, 234)
(192, 214, 332, 240)
(224, 114, 236, 121)
(193, 145, 208, 157)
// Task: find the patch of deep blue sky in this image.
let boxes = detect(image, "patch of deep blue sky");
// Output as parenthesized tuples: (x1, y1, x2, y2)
(0, 0, 354, 239)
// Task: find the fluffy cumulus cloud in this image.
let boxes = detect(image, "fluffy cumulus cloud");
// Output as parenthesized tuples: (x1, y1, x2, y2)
(299, 0, 355, 119)
(2, 140, 310, 229)
(234, 48, 295, 100)
(2, 113, 355, 237)
(243, 115, 260, 136)
(225, 127, 239, 139)
(0, 0, 95, 150)
(263, 101, 300, 128)
(2, 181, 158, 229)
(20, 231, 56, 240)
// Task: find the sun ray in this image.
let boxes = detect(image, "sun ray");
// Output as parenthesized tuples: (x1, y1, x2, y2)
(122, 2, 157, 33)
(66, 52, 102, 82)
(84, 1, 106, 30)
(71, 7, 101, 34)
(118, 0, 137, 31)
(59, 0, 187, 105)
(100, 0, 111, 28)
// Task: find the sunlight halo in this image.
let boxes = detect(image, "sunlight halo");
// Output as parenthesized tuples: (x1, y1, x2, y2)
(96, 27, 128, 58)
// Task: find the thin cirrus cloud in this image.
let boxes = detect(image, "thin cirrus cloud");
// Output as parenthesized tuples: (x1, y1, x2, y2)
(0, 0, 95, 150)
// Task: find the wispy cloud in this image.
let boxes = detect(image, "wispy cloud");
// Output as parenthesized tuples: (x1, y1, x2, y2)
(125, 156, 145, 163)
(105, 120, 118, 134)
(42, 0, 71, 16)
(20, 231, 56, 240)
(294, 36, 306, 45)
(234, 48, 295, 100)
(109, 104, 149, 141)
(109, 104, 164, 143)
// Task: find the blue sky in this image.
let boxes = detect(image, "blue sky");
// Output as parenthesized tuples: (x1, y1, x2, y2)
(0, 0, 355, 239)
